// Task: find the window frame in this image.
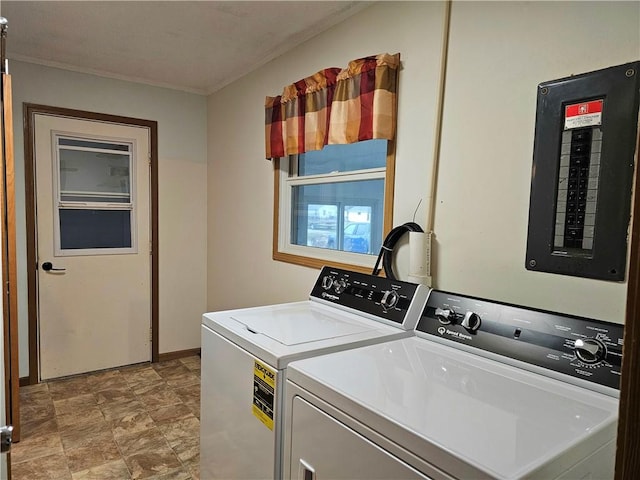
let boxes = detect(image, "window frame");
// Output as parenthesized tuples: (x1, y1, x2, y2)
(273, 141, 396, 273)
(52, 131, 139, 257)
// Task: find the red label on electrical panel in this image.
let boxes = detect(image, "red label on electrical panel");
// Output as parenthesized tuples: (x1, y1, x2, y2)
(564, 99, 603, 130)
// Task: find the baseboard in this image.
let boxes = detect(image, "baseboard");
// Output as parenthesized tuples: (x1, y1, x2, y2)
(18, 349, 201, 386)
(158, 347, 201, 362)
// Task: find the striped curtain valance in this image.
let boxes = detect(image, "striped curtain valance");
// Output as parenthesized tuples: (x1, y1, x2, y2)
(265, 53, 400, 160)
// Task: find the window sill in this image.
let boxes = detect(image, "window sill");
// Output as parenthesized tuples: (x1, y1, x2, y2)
(272, 249, 375, 275)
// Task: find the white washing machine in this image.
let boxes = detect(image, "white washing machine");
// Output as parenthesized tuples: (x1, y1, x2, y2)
(283, 290, 622, 479)
(200, 266, 430, 480)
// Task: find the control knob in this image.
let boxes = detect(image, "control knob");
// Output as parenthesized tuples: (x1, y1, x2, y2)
(381, 290, 399, 309)
(435, 308, 455, 325)
(334, 279, 348, 294)
(574, 338, 606, 364)
(461, 311, 481, 332)
(321, 276, 334, 290)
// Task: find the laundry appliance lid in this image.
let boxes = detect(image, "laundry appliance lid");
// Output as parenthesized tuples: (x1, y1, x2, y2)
(202, 301, 407, 369)
(230, 303, 371, 345)
(286, 336, 619, 479)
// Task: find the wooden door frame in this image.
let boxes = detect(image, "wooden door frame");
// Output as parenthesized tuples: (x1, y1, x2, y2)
(23, 103, 159, 384)
(2, 74, 20, 445)
(615, 130, 640, 477)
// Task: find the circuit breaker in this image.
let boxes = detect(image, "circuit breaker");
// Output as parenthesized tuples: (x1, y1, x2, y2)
(526, 61, 640, 281)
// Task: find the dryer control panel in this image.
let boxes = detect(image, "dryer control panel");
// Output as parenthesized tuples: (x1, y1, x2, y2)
(310, 267, 429, 330)
(418, 290, 624, 391)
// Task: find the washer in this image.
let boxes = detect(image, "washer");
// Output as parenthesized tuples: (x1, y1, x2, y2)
(200, 266, 429, 480)
(284, 290, 622, 479)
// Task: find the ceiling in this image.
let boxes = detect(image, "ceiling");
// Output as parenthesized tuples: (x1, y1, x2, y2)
(0, 1, 370, 95)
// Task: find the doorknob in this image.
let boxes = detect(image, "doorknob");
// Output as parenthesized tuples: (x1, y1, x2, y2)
(1, 425, 13, 453)
(41, 261, 66, 272)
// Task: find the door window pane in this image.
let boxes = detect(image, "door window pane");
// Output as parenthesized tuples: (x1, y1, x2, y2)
(54, 134, 136, 255)
(59, 149, 131, 202)
(58, 137, 130, 151)
(59, 209, 132, 249)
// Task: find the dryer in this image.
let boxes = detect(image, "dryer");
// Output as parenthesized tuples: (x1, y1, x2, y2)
(283, 290, 622, 479)
(200, 266, 429, 479)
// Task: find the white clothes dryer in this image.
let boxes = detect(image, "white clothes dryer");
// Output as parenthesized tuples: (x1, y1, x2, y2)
(200, 266, 429, 480)
(283, 290, 622, 479)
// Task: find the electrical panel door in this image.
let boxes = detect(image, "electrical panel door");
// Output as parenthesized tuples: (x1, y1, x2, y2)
(526, 61, 640, 281)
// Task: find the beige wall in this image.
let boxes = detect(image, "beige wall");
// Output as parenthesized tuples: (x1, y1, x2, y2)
(10, 1, 636, 379)
(436, 0, 639, 320)
(207, 1, 639, 322)
(207, 1, 446, 310)
(11, 61, 208, 377)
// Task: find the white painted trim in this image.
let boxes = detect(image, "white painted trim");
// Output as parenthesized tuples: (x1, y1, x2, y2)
(277, 155, 385, 267)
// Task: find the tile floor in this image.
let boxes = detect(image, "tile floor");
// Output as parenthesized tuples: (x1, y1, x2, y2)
(10, 356, 201, 480)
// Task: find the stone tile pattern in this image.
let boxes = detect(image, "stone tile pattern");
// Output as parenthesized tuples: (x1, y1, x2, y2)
(11, 356, 201, 480)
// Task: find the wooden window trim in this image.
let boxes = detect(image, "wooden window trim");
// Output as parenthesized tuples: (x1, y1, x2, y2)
(272, 140, 396, 274)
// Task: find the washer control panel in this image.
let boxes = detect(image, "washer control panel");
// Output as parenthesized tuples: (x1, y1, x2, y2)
(418, 290, 624, 390)
(310, 267, 429, 329)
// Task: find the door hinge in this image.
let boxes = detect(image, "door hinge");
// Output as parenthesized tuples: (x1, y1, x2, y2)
(149, 328, 153, 343)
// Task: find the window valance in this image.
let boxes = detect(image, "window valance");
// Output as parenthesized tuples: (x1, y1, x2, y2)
(265, 53, 400, 160)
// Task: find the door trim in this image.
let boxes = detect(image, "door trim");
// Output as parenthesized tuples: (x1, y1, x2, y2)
(614, 125, 640, 477)
(23, 103, 159, 384)
(2, 74, 20, 444)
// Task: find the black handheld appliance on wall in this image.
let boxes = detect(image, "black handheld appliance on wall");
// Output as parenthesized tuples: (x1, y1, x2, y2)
(526, 61, 640, 281)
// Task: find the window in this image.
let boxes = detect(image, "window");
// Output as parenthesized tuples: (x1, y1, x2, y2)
(274, 139, 394, 270)
(267, 53, 400, 271)
(53, 134, 137, 255)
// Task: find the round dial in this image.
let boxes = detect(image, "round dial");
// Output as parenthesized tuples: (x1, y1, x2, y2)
(574, 338, 606, 364)
(333, 279, 347, 294)
(435, 308, 454, 325)
(381, 290, 399, 309)
(321, 276, 334, 290)
(461, 311, 481, 331)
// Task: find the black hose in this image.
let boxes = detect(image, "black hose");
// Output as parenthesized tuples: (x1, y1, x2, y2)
(372, 222, 424, 280)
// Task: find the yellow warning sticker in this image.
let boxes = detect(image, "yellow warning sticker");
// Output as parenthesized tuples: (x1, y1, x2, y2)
(252, 360, 276, 430)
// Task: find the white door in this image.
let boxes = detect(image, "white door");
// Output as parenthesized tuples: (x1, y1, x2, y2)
(35, 114, 151, 380)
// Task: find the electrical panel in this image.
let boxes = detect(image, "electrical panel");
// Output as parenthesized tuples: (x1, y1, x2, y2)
(526, 61, 640, 281)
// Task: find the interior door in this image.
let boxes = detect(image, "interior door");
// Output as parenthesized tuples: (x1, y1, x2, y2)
(35, 114, 151, 380)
